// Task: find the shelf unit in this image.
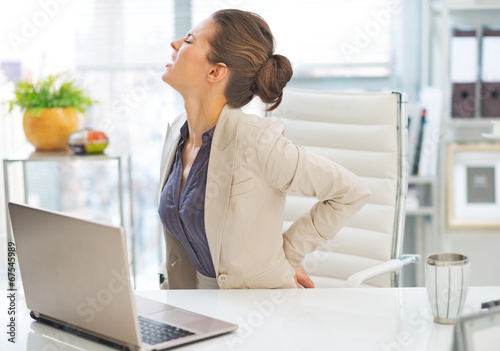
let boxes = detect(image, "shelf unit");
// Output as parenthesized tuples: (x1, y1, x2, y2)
(429, 0, 500, 226)
(426, 1, 500, 286)
(3, 143, 136, 287)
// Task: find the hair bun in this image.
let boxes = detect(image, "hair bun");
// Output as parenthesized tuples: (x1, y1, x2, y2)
(209, 10, 293, 111)
(254, 54, 293, 111)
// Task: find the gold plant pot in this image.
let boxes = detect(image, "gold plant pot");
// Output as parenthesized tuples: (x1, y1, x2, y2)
(23, 108, 80, 151)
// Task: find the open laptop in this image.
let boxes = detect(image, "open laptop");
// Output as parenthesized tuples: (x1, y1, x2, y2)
(452, 304, 500, 351)
(8, 202, 237, 350)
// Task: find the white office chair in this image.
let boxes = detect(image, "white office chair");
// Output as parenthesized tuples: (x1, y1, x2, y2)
(267, 88, 420, 288)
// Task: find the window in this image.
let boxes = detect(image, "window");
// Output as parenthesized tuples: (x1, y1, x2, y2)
(192, 0, 400, 77)
(1, 0, 178, 289)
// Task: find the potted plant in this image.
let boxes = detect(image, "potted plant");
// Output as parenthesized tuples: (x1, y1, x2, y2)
(7, 73, 95, 150)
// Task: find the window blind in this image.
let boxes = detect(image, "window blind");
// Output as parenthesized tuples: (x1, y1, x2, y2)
(74, 0, 175, 68)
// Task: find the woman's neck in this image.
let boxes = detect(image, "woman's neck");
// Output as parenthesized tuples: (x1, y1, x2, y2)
(183, 94, 227, 148)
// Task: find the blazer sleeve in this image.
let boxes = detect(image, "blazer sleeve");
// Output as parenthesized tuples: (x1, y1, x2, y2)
(257, 120, 371, 267)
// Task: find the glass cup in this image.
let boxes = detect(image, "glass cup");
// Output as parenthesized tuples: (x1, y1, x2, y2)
(425, 253, 470, 324)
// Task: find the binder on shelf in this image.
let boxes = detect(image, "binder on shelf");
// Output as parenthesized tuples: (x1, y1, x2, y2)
(412, 109, 426, 176)
(451, 83, 476, 118)
(480, 25, 500, 118)
(450, 27, 478, 118)
(418, 87, 442, 177)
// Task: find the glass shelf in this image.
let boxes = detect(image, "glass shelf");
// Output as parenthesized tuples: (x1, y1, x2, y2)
(3, 142, 136, 287)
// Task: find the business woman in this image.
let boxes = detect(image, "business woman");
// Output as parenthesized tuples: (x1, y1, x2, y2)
(158, 9, 371, 289)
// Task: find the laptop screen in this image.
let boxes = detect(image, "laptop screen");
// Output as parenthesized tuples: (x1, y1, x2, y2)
(9, 203, 141, 347)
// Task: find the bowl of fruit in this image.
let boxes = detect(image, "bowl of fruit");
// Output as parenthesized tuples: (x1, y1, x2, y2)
(68, 129, 109, 155)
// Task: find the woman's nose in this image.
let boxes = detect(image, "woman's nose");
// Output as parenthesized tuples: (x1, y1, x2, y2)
(171, 39, 181, 51)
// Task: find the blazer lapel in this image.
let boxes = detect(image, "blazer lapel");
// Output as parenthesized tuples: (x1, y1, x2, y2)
(205, 105, 241, 274)
(160, 113, 186, 190)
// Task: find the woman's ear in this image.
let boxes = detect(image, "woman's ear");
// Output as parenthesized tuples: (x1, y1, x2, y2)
(207, 63, 228, 83)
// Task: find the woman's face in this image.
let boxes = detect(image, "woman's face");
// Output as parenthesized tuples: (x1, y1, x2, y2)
(162, 19, 216, 93)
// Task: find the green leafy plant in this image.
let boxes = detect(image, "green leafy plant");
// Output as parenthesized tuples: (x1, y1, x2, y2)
(7, 73, 96, 116)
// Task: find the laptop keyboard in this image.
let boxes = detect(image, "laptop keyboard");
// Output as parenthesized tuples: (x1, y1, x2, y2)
(139, 316, 195, 345)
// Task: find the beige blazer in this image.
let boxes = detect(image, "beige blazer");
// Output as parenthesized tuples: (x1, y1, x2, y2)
(159, 105, 370, 289)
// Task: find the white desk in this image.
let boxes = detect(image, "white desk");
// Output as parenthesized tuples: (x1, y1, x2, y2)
(2, 287, 499, 351)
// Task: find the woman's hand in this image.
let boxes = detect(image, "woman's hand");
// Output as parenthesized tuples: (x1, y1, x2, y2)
(292, 265, 315, 288)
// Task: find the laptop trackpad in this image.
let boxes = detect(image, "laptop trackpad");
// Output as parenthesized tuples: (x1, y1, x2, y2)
(135, 295, 175, 315)
(148, 309, 206, 329)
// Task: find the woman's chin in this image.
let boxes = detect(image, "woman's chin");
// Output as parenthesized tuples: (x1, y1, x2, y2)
(161, 71, 171, 84)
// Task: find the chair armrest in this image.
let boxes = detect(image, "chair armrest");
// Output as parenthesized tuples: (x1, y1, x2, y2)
(343, 254, 421, 288)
